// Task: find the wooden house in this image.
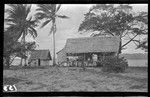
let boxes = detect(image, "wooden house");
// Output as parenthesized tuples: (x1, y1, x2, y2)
(28, 50, 52, 66)
(57, 36, 120, 66)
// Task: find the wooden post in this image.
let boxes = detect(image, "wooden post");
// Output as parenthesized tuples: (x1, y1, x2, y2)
(84, 53, 85, 66)
(75, 53, 77, 67)
(83, 53, 85, 70)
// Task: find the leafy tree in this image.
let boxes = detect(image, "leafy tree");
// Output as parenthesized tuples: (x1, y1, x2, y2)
(25, 41, 38, 51)
(78, 4, 148, 55)
(5, 4, 39, 66)
(3, 37, 23, 68)
(35, 4, 69, 65)
(17, 41, 38, 66)
(3, 32, 38, 68)
(3, 29, 18, 68)
(136, 37, 148, 52)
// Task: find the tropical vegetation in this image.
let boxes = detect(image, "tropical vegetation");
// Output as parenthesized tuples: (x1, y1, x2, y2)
(78, 4, 148, 55)
(4, 4, 39, 67)
(35, 4, 69, 65)
(101, 56, 128, 73)
(4, 4, 147, 69)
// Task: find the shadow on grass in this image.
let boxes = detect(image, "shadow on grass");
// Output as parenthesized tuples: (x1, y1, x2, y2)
(129, 84, 147, 90)
(3, 76, 24, 85)
(3, 66, 50, 71)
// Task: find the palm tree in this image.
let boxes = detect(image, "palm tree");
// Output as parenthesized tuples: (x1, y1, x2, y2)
(35, 4, 69, 65)
(5, 4, 39, 66)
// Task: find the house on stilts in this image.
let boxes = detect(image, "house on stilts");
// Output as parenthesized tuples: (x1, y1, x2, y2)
(57, 36, 120, 67)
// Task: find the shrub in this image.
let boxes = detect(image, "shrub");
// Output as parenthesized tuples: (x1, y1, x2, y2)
(102, 56, 128, 73)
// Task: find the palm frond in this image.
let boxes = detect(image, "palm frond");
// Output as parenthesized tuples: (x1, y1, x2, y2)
(4, 22, 16, 26)
(6, 4, 28, 21)
(28, 27, 37, 38)
(36, 4, 53, 13)
(5, 4, 37, 43)
(25, 4, 32, 17)
(36, 4, 57, 15)
(40, 19, 51, 28)
(7, 26, 23, 41)
(4, 18, 16, 23)
(4, 17, 19, 26)
(36, 8, 51, 15)
(28, 16, 32, 21)
(35, 12, 49, 20)
(51, 4, 56, 12)
(16, 4, 27, 19)
(5, 9, 18, 20)
(36, 4, 57, 19)
(5, 8, 14, 14)
(45, 4, 56, 12)
(56, 4, 61, 12)
(6, 24, 20, 33)
(6, 4, 18, 13)
(57, 15, 69, 19)
(28, 19, 39, 28)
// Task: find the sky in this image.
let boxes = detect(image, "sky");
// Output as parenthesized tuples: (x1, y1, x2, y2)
(5, 4, 148, 57)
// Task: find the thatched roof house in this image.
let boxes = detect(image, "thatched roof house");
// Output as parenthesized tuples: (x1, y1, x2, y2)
(57, 36, 120, 65)
(28, 50, 51, 66)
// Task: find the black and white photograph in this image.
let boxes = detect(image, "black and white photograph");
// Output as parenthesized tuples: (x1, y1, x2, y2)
(3, 96, 148, 97)
(3, 4, 148, 92)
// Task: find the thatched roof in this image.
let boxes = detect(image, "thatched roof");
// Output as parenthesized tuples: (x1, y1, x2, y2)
(29, 50, 51, 60)
(56, 48, 65, 54)
(64, 36, 120, 54)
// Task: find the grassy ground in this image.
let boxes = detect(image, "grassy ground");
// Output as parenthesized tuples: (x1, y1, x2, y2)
(3, 66, 147, 92)
(3, 96, 148, 97)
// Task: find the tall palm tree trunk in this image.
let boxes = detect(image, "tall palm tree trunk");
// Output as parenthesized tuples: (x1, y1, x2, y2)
(53, 32, 56, 65)
(21, 32, 26, 66)
(24, 34, 27, 66)
(52, 20, 61, 73)
(52, 21, 56, 66)
(20, 36, 23, 66)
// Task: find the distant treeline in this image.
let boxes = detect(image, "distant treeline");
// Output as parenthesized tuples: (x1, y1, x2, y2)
(120, 53, 148, 60)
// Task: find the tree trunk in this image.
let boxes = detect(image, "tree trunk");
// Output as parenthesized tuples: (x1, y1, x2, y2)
(5, 56, 10, 68)
(50, 18, 61, 73)
(82, 53, 86, 70)
(53, 31, 56, 65)
(117, 40, 122, 57)
(22, 32, 26, 66)
(52, 21, 56, 66)
(117, 35, 122, 57)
